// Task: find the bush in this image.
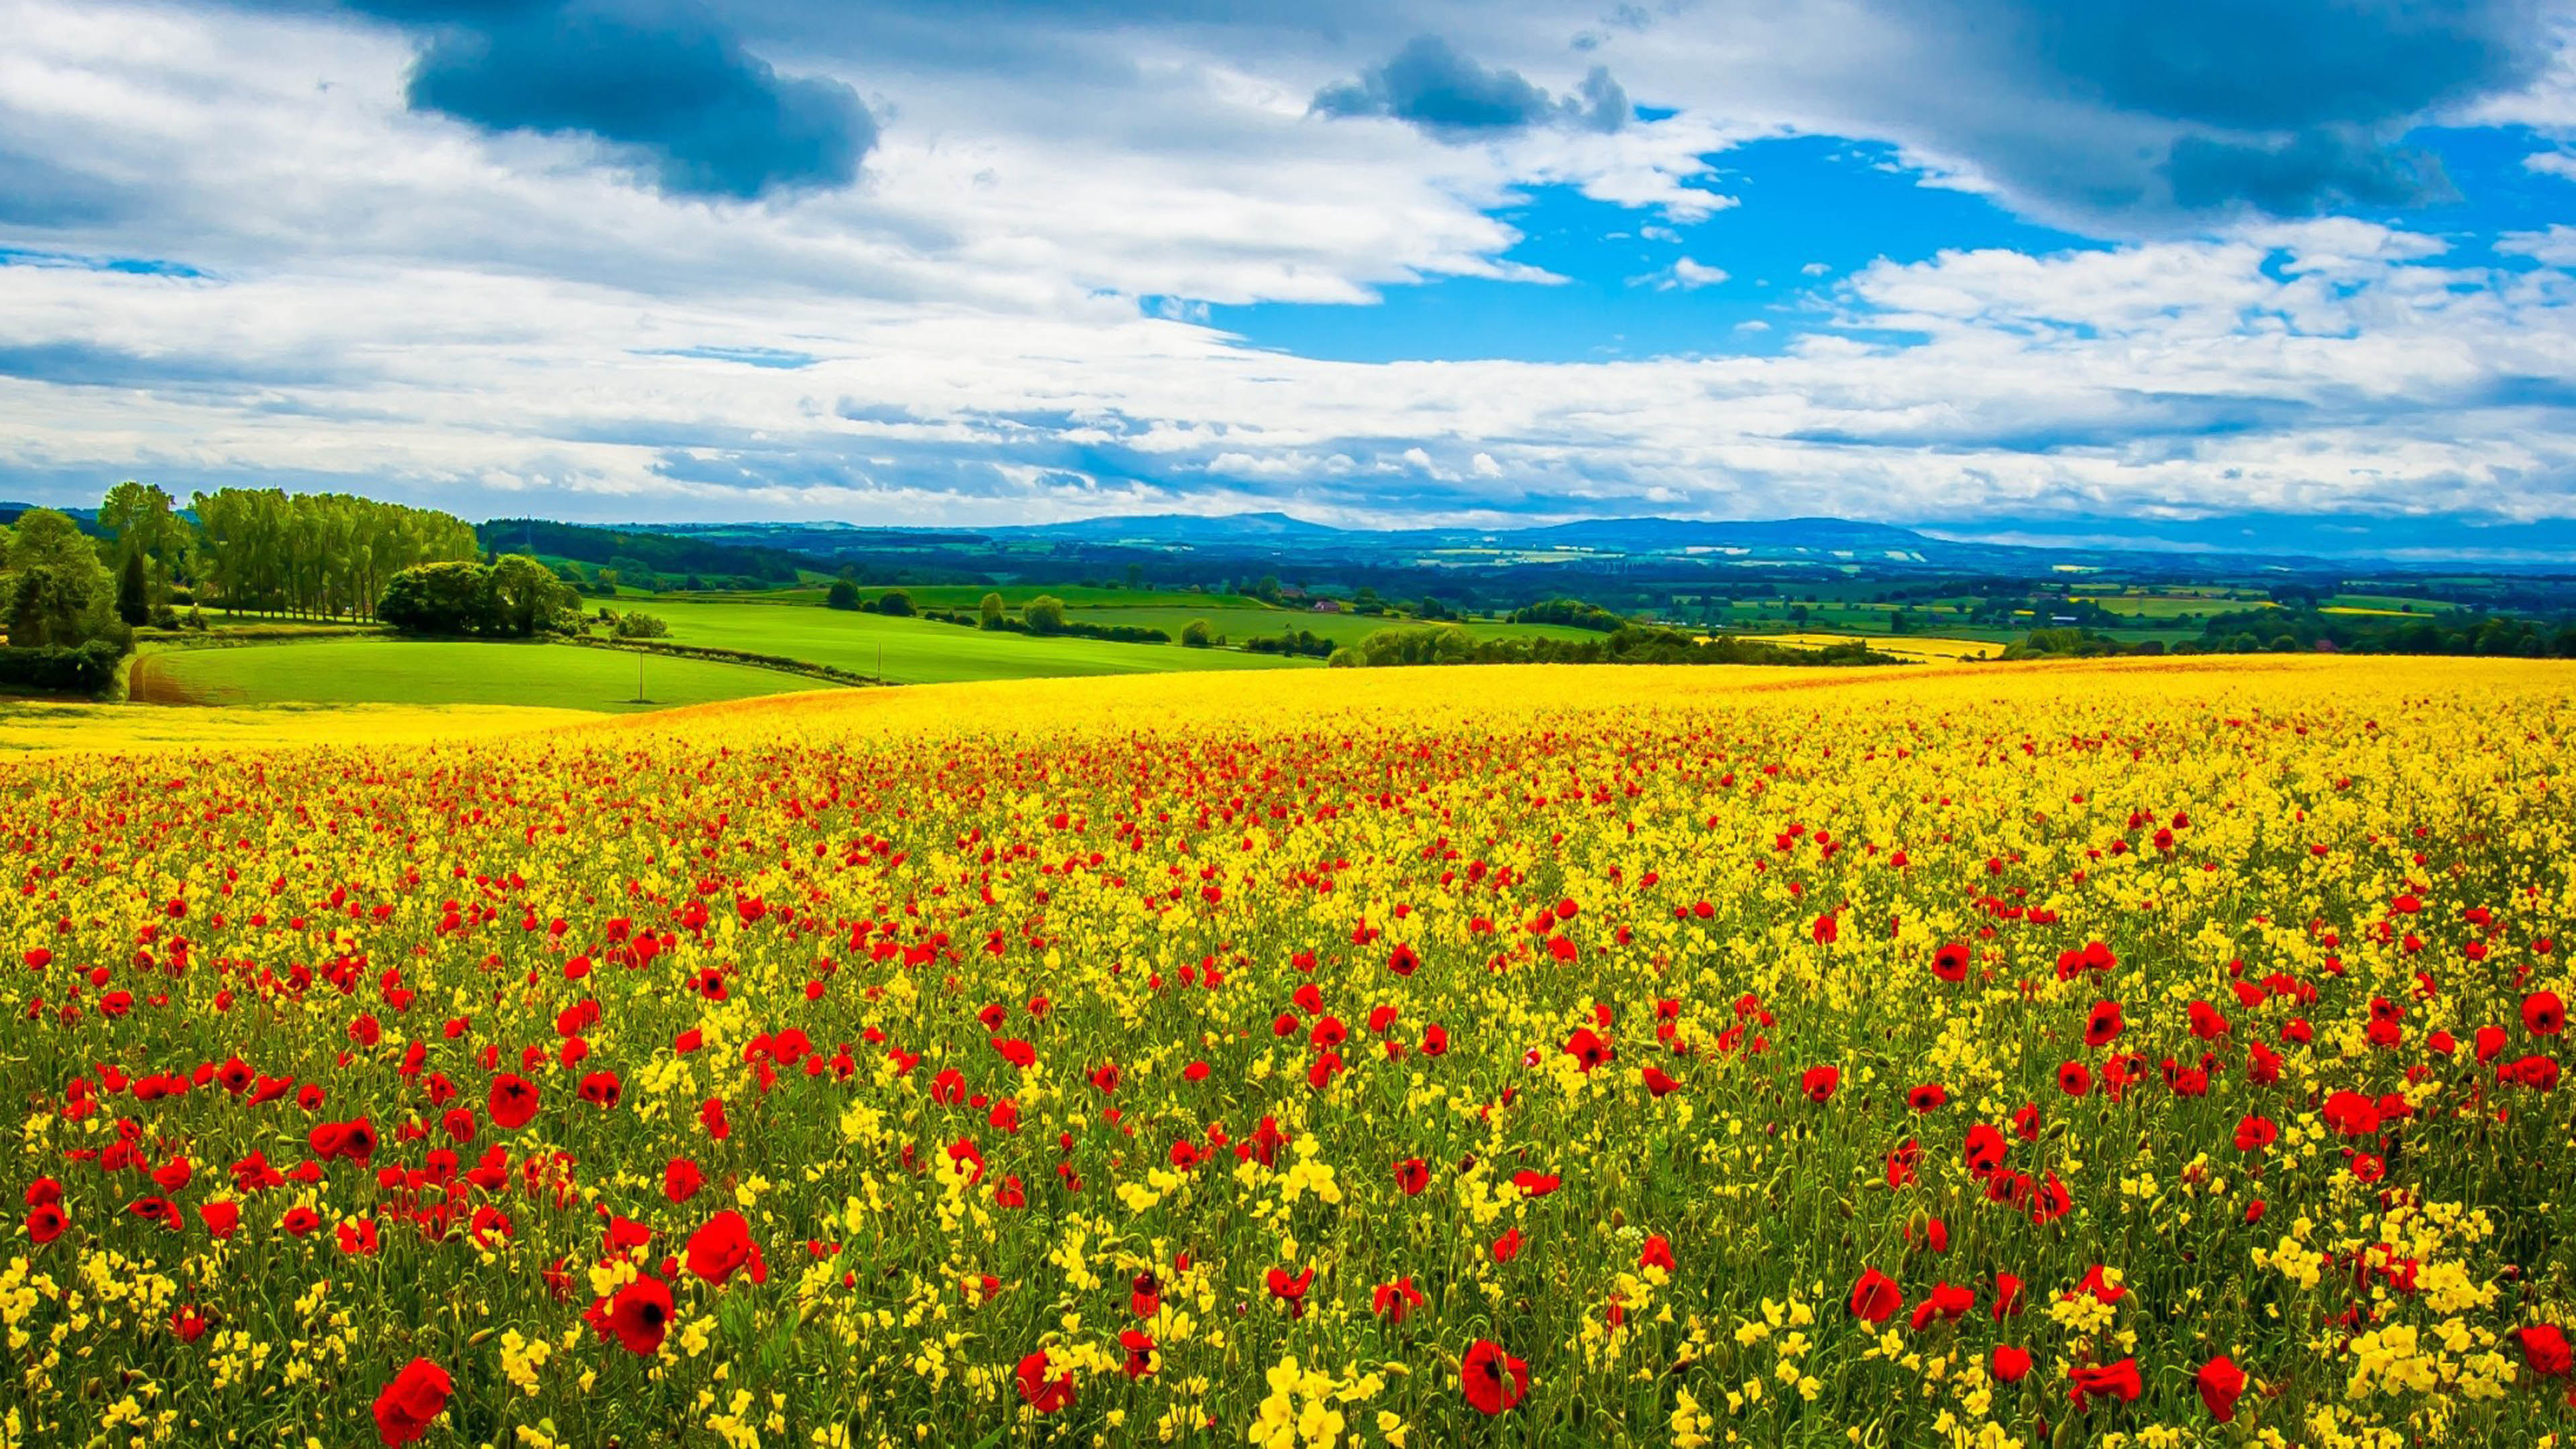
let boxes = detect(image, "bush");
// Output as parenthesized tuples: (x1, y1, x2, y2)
(378, 559, 575, 639)
(610, 610, 670, 639)
(1180, 619, 1215, 648)
(1024, 595, 1068, 635)
(978, 592, 1006, 629)
(877, 589, 915, 617)
(824, 580, 861, 611)
(378, 561, 496, 637)
(0, 640, 124, 694)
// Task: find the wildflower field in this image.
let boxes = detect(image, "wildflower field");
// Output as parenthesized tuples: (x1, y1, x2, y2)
(7, 657, 2576, 1449)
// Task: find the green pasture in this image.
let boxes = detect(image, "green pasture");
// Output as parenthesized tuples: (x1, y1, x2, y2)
(131, 640, 820, 713)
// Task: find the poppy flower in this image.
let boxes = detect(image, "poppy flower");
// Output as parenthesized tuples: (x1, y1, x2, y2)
(664, 1158, 704, 1203)
(1906, 1083, 1948, 1113)
(487, 1074, 539, 1131)
(1992, 1345, 2033, 1383)
(1801, 1065, 1840, 1103)
(1931, 941, 1971, 983)
(2527, 991, 2566, 1036)
(371, 1357, 453, 1446)
(26, 1203, 65, 1245)
(197, 1201, 240, 1238)
(2196, 1355, 2248, 1421)
(1394, 1157, 1430, 1196)
(577, 1071, 623, 1109)
(2233, 1115, 2278, 1152)
(2056, 1061, 2092, 1097)
(1016, 1348, 1075, 1413)
(2518, 1324, 2573, 1378)
(1640, 1065, 1682, 1097)
(1640, 1236, 1676, 1273)
(1265, 1266, 1313, 1318)
(1849, 1267, 1902, 1324)
(2083, 1001, 2124, 1047)
(686, 1210, 766, 1287)
(1118, 1328, 1157, 1379)
(1460, 1339, 1529, 1415)
(1491, 1228, 1523, 1263)
(606, 1275, 674, 1355)
(2068, 1358, 2142, 1410)
(1374, 1277, 1426, 1324)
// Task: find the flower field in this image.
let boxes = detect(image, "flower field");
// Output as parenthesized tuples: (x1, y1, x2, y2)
(6, 657, 2576, 1448)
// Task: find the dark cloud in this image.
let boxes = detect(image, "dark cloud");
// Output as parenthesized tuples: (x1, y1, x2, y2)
(2165, 127, 2455, 214)
(1311, 35, 1627, 139)
(2010, 0, 2544, 131)
(1934, 0, 2546, 217)
(398, 1, 875, 198)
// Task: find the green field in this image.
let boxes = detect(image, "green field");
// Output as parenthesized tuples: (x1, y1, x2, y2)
(1049, 605, 1603, 649)
(636, 598, 1317, 684)
(131, 640, 822, 713)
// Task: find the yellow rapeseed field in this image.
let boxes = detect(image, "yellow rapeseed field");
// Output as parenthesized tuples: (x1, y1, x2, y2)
(3, 657, 2573, 1448)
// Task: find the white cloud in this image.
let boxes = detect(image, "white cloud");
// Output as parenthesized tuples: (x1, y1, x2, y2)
(0, 0, 2571, 529)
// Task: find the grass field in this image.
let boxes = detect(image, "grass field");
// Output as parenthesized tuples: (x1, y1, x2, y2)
(129, 639, 824, 712)
(637, 598, 1317, 684)
(5, 657, 2575, 1446)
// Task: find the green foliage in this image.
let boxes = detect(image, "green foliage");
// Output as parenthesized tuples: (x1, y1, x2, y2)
(1242, 626, 1337, 659)
(1022, 594, 1069, 635)
(876, 589, 915, 617)
(193, 488, 478, 620)
(977, 592, 1006, 629)
(1179, 618, 1215, 648)
(824, 580, 862, 611)
(1340, 623, 1898, 670)
(116, 549, 151, 627)
(3, 508, 119, 649)
(1508, 597, 1629, 632)
(378, 558, 577, 639)
(609, 610, 670, 640)
(0, 639, 123, 694)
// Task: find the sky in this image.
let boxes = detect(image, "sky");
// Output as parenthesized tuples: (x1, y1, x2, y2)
(0, 0, 2573, 533)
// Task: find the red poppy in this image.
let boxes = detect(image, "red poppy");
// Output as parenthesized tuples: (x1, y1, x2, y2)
(1460, 1339, 1529, 1415)
(197, 1201, 240, 1238)
(1374, 1276, 1426, 1324)
(1906, 1083, 1948, 1113)
(2197, 1355, 2248, 1421)
(1640, 1065, 1682, 1097)
(372, 1357, 453, 1446)
(1931, 941, 1971, 983)
(686, 1210, 767, 1287)
(1118, 1329, 1157, 1379)
(2233, 1115, 2278, 1152)
(2527, 991, 2566, 1036)
(1992, 1345, 2033, 1382)
(2068, 1358, 2143, 1410)
(2083, 1001, 2124, 1047)
(1849, 1267, 1902, 1324)
(577, 1071, 623, 1109)
(1266, 1266, 1314, 1317)
(1640, 1236, 1676, 1273)
(1801, 1065, 1840, 1103)
(665, 1158, 704, 1203)
(26, 1203, 65, 1245)
(2518, 1324, 2573, 1377)
(1491, 1228, 1522, 1263)
(606, 1275, 674, 1355)
(1016, 1349, 1075, 1413)
(487, 1074, 539, 1131)
(1394, 1157, 1429, 1196)
(2057, 1061, 2092, 1097)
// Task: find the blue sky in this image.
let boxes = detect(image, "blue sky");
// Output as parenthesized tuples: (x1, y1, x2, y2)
(0, 0, 2571, 533)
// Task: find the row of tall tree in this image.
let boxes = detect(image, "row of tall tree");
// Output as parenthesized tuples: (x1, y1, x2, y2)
(192, 488, 480, 619)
